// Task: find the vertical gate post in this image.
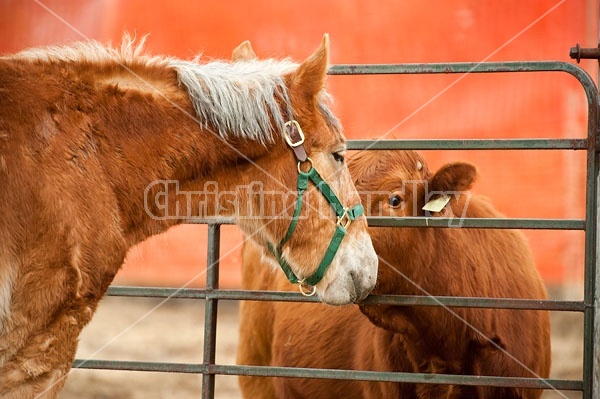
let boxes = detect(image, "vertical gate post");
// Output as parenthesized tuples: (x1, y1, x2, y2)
(202, 224, 221, 399)
(590, 47, 600, 398)
(571, 41, 600, 399)
(585, 80, 600, 399)
(590, 203, 600, 398)
(593, 41, 600, 399)
(592, 132, 600, 399)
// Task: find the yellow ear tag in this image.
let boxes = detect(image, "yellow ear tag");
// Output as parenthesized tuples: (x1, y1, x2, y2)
(422, 195, 451, 213)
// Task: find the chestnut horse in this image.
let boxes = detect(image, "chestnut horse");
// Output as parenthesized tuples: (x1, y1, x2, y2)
(0, 35, 377, 398)
(238, 150, 551, 399)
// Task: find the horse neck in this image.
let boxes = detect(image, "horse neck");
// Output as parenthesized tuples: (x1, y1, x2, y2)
(7, 55, 284, 246)
(94, 92, 273, 245)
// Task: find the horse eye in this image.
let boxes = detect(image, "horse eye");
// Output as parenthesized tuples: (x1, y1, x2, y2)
(388, 195, 403, 208)
(332, 151, 345, 163)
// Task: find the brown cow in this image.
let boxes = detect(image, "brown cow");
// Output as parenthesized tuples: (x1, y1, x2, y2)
(238, 150, 551, 399)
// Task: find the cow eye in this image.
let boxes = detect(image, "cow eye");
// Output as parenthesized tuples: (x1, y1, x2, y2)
(388, 195, 403, 208)
(332, 151, 345, 163)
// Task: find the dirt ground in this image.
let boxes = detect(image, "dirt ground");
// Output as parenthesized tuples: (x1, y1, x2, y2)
(59, 291, 584, 399)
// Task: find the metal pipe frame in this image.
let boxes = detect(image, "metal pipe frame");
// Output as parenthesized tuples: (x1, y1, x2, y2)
(73, 60, 600, 398)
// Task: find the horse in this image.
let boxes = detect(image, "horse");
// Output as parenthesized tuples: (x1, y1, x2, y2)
(237, 149, 551, 399)
(0, 35, 377, 398)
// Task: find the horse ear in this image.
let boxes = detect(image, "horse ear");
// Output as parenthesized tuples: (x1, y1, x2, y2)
(430, 162, 477, 193)
(232, 40, 257, 61)
(291, 34, 330, 99)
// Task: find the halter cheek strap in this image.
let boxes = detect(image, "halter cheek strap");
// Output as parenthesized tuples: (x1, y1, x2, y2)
(267, 120, 364, 296)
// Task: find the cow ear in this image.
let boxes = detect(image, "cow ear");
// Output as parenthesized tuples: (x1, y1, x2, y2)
(291, 34, 329, 99)
(430, 162, 477, 193)
(232, 40, 257, 61)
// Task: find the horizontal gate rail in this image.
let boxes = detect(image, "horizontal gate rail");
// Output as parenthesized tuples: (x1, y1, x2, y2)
(71, 361, 583, 391)
(185, 216, 586, 230)
(367, 216, 585, 230)
(73, 60, 598, 398)
(329, 61, 590, 76)
(328, 62, 597, 99)
(106, 286, 585, 312)
(217, 365, 583, 391)
(347, 138, 588, 150)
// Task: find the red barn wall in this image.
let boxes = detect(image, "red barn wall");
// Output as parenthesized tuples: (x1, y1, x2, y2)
(1, 1, 597, 288)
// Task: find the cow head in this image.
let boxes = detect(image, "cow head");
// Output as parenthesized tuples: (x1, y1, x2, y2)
(347, 150, 477, 331)
(349, 150, 477, 222)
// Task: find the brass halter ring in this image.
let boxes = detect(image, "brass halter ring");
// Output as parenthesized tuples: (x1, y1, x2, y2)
(298, 280, 317, 297)
(297, 157, 313, 174)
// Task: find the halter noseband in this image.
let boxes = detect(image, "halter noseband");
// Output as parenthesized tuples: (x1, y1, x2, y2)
(267, 120, 364, 297)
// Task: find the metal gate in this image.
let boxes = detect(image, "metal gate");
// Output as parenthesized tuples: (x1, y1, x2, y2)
(74, 59, 600, 398)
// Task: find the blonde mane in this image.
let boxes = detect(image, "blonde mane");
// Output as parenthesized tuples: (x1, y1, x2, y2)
(9, 35, 340, 144)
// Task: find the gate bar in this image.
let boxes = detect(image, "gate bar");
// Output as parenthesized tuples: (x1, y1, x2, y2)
(201, 224, 220, 399)
(367, 216, 584, 230)
(222, 364, 583, 391)
(585, 130, 600, 399)
(329, 62, 597, 99)
(183, 215, 585, 230)
(71, 360, 582, 391)
(348, 138, 587, 150)
(106, 286, 585, 312)
(87, 61, 598, 397)
(340, 61, 600, 399)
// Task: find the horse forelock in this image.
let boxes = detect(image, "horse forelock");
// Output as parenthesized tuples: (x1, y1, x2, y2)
(170, 58, 296, 144)
(172, 57, 344, 145)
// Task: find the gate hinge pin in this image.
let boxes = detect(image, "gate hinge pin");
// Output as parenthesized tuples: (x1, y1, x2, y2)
(570, 43, 600, 63)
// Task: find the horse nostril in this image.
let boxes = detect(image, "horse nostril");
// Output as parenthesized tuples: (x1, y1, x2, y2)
(352, 268, 375, 302)
(350, 270, 369, 302)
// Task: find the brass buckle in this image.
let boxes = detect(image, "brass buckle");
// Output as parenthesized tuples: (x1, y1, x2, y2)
(298, 279, 317, 297)
(336, 207, 352, 229)
(283, 120, 305, 148)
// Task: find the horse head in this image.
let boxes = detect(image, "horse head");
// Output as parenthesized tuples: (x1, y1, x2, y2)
(229, 36, 377, 305)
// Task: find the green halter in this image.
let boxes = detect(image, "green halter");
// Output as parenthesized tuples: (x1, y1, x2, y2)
(267, 120, 364, 296)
